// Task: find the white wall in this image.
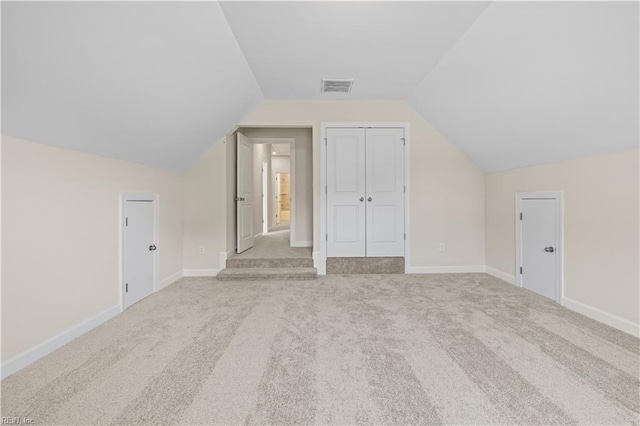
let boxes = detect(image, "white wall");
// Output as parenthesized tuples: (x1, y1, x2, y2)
(251, 142, 270, 236)
(240, 127, 314, 245)
(182, 139, 227, 272)
(1, 135, 184, 362)
(240, 100, 486, 269)
(485, 149, 639, 332)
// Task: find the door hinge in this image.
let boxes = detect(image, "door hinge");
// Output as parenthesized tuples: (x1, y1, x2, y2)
(519, 212, 523, 220)
(401, 138, 405, 146)
(404, 185, 406, 193)
(324, 138, 327, 146)
(520, 267, 523, 274)
(126, 283, 129, 292)
(404, 233, 406, 240)
(326, 234, 328, 241)
(125, 217, 128, 227)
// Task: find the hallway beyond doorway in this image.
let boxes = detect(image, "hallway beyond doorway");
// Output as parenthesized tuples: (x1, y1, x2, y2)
(231, 221, 311, 260)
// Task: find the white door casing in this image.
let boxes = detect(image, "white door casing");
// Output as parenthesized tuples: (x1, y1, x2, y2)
(237, 133, 254, 253)
(326, 128, 366, 257)
(365, 128, 405, 257)
(123, 197, 156, 309)
(516, 192, 563, 303)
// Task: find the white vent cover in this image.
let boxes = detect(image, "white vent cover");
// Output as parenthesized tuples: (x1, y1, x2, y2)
(321, 78, 354, 93)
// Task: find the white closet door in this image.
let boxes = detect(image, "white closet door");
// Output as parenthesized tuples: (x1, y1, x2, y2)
(365, 128, 405, 257)
(237, 132, 254, 253)
(326, 128, 366, 257)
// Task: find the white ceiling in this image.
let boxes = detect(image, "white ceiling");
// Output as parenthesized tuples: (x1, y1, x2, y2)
(1, 1, 263, 171)
(2, 1, 637, 172)
(220, 1, 490, 99)
(271, 143, 291, 156)
(408, 1, 639, 172)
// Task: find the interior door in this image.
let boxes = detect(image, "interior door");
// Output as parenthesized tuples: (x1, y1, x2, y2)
(326, 128, 366, 257)
(124, 200, 155, 308)
(237, 133, 254, 253)
(365, 128, 405, 257)
(521, 198, 558, 300)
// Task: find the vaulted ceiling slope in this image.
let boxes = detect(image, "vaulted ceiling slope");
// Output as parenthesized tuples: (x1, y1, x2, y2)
(220, 1, 490, 99)
(1, 1, 263, 171)
(408, 1, 640, 172)
(2, 2, 637, 173)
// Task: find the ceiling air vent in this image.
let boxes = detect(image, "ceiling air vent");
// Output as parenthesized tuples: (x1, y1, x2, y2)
(321, 78, 354, 93)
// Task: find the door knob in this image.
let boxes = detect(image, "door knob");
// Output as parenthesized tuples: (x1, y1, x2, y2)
(368, 197, 372, 202)
(149, 244, 157, 251)
(359, 197, 364, 202)
(544, 246, 555, 253)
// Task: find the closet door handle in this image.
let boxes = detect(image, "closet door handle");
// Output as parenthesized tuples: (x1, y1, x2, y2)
(359, 197, 364, 202)
(367, 197, 372, 202)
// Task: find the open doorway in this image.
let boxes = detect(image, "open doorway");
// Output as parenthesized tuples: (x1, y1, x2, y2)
(275, 172, 290, 226)
(229, 127, 312, 256)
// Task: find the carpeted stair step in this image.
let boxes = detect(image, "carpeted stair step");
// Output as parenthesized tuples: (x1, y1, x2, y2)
(217, 267, 318, 281)
(226, 257, 313, 269)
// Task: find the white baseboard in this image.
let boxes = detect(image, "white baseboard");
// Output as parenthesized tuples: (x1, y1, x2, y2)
(1, 304, 121, 380)
(485, 266, 516, 285)
(291, 240, 312, 248)
(562, 297, 639, 337)
(183, 269, 220, 277)
(312, 251, 325, 275)
(218, 251, 228, 269)
(407, 265, 486, 274)
(158, 270, 183, 290)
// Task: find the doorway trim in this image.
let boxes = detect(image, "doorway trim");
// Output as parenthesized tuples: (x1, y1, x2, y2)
(120, 192, 158, 311)
(515, 191, 564, 304)
(262, 161, 268, 234)
(320, 122, 411, 275)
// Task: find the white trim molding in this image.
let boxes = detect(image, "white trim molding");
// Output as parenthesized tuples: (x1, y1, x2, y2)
(407, 265, 485, 274)
(158, 270, 183, 290)
(183, 269, 220, 277)
(291, 240, 312, 248)
(313, 251, 324, 275)
(1, 304, 121, 379)
(219, 251, 229, 270)
(121, 192, 159, 311)
(562, 297, 640, 337)
(485, 266, 516, 285)
(515, 191, 564, 304)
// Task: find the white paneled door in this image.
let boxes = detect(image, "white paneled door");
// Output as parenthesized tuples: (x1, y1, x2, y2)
(326, 127, 405, 258)
(365, 128, 405, 257)
(520, 198, 559, 301)
(327, 128, 367, 257)
(124, 199, 156, 309)
(237, 132, 254, 253)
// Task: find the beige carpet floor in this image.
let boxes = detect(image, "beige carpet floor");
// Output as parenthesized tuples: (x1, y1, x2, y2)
(231, 224, 312, 259)
(2, 274, 639, 425)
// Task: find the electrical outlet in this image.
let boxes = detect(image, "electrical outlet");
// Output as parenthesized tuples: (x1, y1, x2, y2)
(198, 246, 205, 255)
(438, 243, 445, 252)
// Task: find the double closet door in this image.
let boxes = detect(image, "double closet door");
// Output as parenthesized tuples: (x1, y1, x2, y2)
(326, 127, 405, 258)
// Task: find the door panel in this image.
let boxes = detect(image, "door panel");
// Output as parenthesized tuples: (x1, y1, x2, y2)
(237, 133, 254, 253)
(124, 200, 155, 308)
(327, 128, 366, 257)
(521, 198, 557, 300)
(365, 128, 405, 257)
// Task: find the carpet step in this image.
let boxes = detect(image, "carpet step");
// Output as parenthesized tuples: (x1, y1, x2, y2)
(217, 267, 318, 281)
(326, 257, 405, 274)
(226, 257, 313, 269)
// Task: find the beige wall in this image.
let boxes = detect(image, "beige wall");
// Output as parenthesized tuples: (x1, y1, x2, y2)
(485, 149, 639, 325)
(240, 100, 486, 268)
(182, 139, 228, 271)
(1, 136, 183, 362)
(239, 127, 313, 244)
